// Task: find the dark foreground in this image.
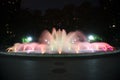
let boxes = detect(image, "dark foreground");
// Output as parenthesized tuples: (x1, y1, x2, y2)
(0, 51, 120, 80)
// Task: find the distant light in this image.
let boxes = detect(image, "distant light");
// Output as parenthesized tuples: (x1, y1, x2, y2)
(10, 31, 12, 34)
(13, 34, 15, 37)
(112, 24, 116, 27)
(88, 35, 95, 41)
(14, 8, 16, 11)
(5, 24, 9, 27)
(12, 2, 15, 4)
(6, 31, 9, 34)
(104, 7, 107, 10)
(8, 1, 11, 4)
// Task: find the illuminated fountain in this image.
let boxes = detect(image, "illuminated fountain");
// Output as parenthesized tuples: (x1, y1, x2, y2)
(1, 28, 120, 80)
(7, 28, 114, 54)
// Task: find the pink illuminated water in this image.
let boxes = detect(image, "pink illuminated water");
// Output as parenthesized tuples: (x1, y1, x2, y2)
(7, 28, 114, 54)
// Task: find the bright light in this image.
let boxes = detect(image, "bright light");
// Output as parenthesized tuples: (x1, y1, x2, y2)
(88, 35, 95, 41)
(112, 24, 116, 27)
(22, 36, 33, 43)
(88, 34, 102, 42)
(27, 36, 32, 42)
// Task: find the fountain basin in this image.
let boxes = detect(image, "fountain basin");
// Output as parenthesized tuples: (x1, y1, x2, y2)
(0, 51, 120, 80)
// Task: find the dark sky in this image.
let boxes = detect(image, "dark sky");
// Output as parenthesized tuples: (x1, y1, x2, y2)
(21, 0, 100, 11)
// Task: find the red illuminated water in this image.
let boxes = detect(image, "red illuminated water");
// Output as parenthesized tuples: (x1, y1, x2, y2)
(7, 28, 114, 54)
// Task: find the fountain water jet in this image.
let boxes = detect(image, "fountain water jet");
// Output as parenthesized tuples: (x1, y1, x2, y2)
(7, 28, 114, 54)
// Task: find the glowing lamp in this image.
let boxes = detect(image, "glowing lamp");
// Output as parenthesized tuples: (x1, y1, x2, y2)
(88, 35, 95, 41)
(27, 36, 32, 42)
(22, 36, 33, 43)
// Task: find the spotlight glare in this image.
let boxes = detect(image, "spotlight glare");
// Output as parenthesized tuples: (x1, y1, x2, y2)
(27, 36, 32, 42)
(88, 35, 95, 41)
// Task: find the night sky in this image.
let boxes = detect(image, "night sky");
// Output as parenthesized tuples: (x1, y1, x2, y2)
(21, 0, 100, 12)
